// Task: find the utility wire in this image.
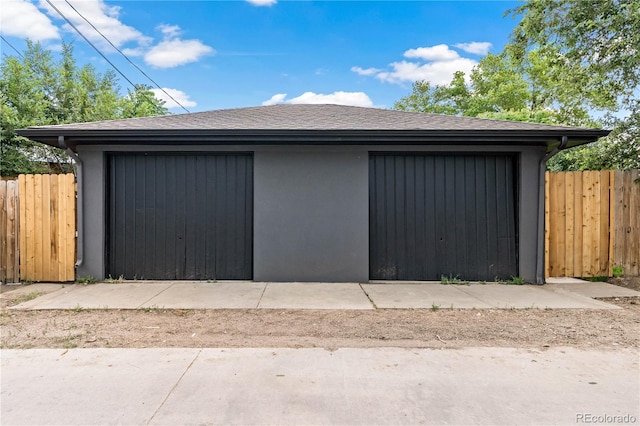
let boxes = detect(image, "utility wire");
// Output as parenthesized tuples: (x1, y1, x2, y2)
(0, 35, 25, 59)
(63, 0, 190, 113)
(44, 0, 189, 113)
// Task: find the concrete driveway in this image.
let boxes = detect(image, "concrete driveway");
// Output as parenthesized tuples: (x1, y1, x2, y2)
(6, 279, 636, 310)
(2, 347, 638, 425)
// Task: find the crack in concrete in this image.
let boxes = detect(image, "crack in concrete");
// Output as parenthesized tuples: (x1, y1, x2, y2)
(146, 348, 202, 425)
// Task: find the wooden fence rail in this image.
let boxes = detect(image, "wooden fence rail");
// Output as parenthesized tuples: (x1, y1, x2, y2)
(545, 170, 640, 278)
(0, 180, 20, 283)
(0, 174, 76, 283)
(613, 170, 640, 276)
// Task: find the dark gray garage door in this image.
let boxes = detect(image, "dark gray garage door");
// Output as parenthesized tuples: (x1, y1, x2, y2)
(107, 153, 253, 280)
(370, 153, 518, 281)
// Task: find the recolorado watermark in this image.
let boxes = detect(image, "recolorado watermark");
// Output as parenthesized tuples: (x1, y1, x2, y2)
(576, 413, 638, 424)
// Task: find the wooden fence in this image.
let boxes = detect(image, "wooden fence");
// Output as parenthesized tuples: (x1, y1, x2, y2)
(0, 174, 76, 283)
(545, 170, 640, 278)
(2, 171, 638, 282)
(0, 180, 20, 283)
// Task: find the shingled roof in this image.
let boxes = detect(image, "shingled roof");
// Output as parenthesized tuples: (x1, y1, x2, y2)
(19, 104, 609, 150)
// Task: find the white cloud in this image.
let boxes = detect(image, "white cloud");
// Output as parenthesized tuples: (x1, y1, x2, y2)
(157, 24, 182, 38)
(38, 0, 151, 49)
(376, 58, 477, 85)
(150, 88, 197, 109)
(121, 47, 144, 57)
(262, 91, 374, 107)
(351, 66, 382, 76)
(454, 42, 492, 55)
(404, 44, 459, 61)
(1, 1, 213, 70)
(0, 0, 60, 41)
(352, 43, 484, 86)
(142, 24, 214, 68)
(144, 32, 214, 68)
(262, 93, 287, 106)
(246, 0, 277, 6)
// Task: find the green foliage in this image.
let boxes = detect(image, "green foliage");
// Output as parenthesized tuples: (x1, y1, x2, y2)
(507, 0, 640, 170)
(1, 40, 168, 177)
(505, 276, 525, 285)
(440, 275, 468, 285)
(395, 1, 639, 171)
(612, 266, 624, 277)
(394, 50, 595, 128)
(75, 276, 98, 284)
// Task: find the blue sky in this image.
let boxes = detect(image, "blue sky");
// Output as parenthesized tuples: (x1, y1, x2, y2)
(1, 0, 520, 113)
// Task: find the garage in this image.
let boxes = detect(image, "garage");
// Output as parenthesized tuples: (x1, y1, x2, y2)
(370, 153, 518, 281)
(18, 104, 609, 283)
(107, 153, 253, 280)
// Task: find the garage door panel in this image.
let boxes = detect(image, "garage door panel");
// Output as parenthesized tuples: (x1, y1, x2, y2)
(108, 153, 253, 280)
(370, 153, 518, 281)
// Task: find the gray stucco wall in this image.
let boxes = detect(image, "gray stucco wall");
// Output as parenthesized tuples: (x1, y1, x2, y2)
(253, 149, 369, 282)
(76, 148, 105, 280)
(76, 143, 545, 283)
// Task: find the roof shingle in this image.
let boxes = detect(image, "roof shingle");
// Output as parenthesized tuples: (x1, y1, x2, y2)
(23, 104, 602, 132)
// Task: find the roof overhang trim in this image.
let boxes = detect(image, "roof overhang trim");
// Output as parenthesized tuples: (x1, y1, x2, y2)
(17, 128, 610, 152)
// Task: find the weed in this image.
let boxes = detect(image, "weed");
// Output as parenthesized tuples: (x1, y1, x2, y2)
(13, 292, 43, 304)
(138, 304, 162, 312)
(495, 276, 524, 285)
(73, 304, 84, 312)
(76, 276, 98, 285)
(22, 279, 34, 285)
(207, 279, 217, 283)
(431, 303, 440, 311)
(612, 266, 624, 277)
(56, 334, 81, 349)
(440, 275, 468, 285)
(104, 275, 124, 284)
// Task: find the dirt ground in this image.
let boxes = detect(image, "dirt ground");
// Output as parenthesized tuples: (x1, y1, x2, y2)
(1, 278, 639, 350)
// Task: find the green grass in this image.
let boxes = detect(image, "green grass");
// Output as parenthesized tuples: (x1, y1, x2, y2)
(75, 276, 98, 285)
(13, 291, 43, 304)
(612, 266, 624, 277)
(104, 275, 124, 283)
(440, 275, 469, 285)
(496, 276, 526, 285)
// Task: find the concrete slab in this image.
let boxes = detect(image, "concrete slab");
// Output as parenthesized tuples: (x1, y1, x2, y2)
(0, 283, 68, 299)
(546, 277, 592, 284)
(546, 280, 640, 298)
(8, 284, 82, 309)
(0, 348, 199, 426)
(457, 284, 621, 309)
(140, 282, 266, 309)
(152, 347, 639, 425)
(362, 283, 493, 309)
(11, 283, 173, 310)
(258, 282, 374, 309)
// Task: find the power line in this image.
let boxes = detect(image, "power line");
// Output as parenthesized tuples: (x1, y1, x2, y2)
(0, 35, 25, 59)
(43, 0, 188, 113)
(63, 0, 190, 113)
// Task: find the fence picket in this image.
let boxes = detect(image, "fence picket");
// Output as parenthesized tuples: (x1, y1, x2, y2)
(546, 170, 639, 278)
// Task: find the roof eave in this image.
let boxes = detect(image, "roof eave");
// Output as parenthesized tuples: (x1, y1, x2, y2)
(17, 128, 610, 151)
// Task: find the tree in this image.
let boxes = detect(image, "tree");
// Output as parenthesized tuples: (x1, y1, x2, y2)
(507, 0, 640, 170)
(395, 0, 639, 170)
(394, 50, 595, 127)
(1, 41, 168, 177)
